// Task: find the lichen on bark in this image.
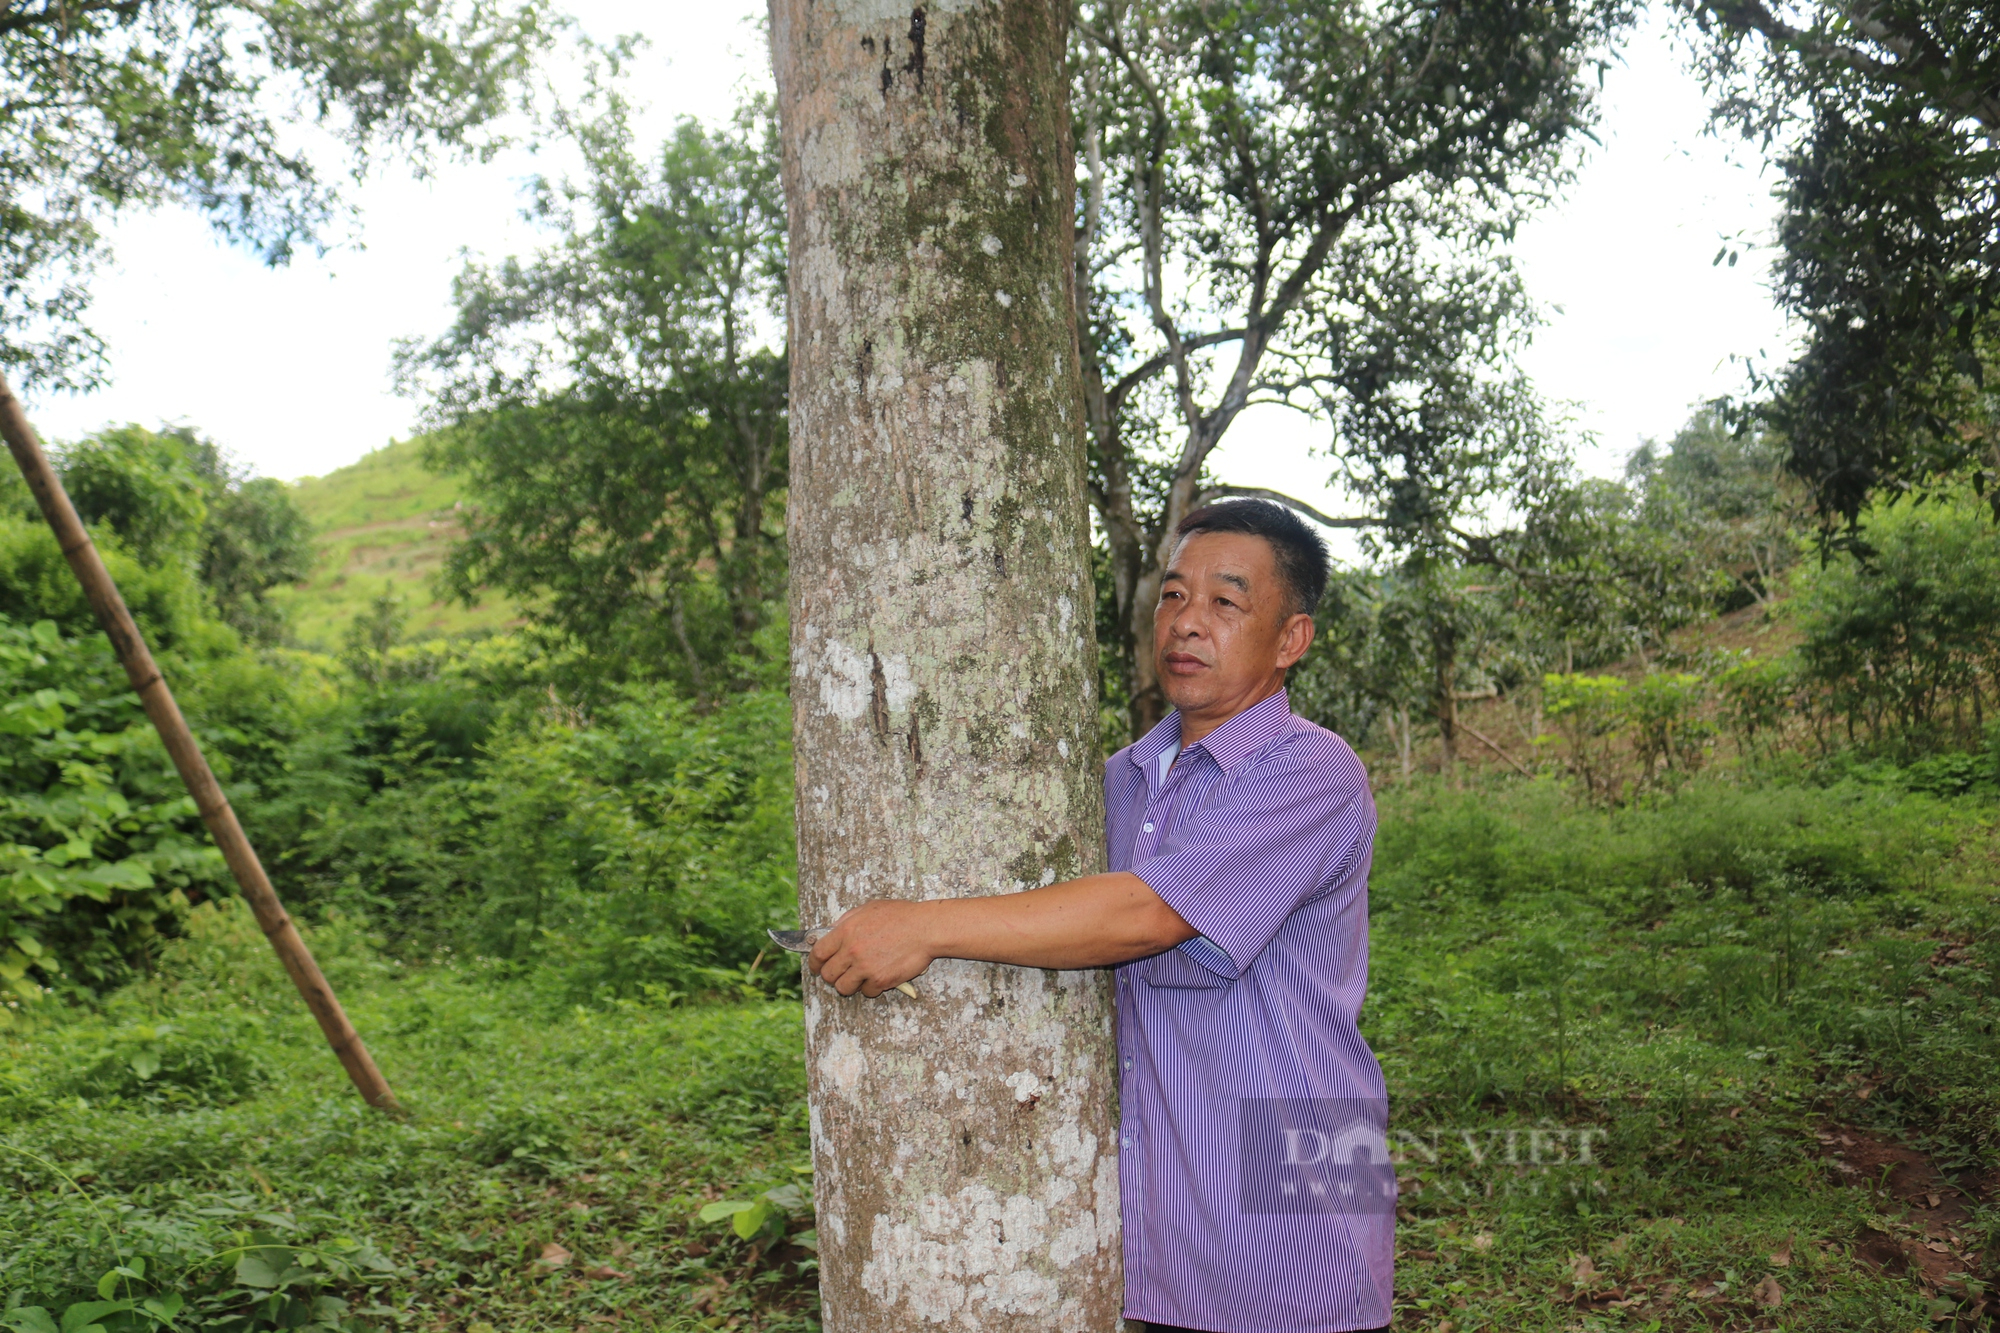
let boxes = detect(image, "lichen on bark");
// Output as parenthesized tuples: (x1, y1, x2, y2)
(769, 0, 1122, 1327)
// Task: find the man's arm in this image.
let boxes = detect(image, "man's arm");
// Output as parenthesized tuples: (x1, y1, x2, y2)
(807, 871, 1199, 997)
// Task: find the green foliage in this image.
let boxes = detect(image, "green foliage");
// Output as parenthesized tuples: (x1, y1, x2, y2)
(698, 1181, 811, 1245)
(0, 618, 228, 999)
(0, 0, 554, 389)
(272, 439, 519, 651)
(6, 774, 1996, 1331)
(1076, 0, 1632, 726)
(0, 904, 820, 1331)
(55, 1019, 271, 1110)
(57, 425, 315, 645)
(1682, 0, 2000, 528)
(1715, 650, 1797, 760)
(1624, 670, 1713, 779)
(58, 428, 211, 568)
(1626, 408, 1799, 608)
(1539, 673, 1628, 801)
(236, 632, 797, 1001)
(1790, 489, 2000, 747)
(0, 513, 221, 656)
(401, 98, 787, 696)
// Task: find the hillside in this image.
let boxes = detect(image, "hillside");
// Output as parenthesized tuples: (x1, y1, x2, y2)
(272, 438, 520, 648)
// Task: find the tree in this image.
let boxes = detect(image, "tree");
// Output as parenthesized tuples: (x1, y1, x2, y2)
(401, 99, 787, 696)
(1680, 0, 2000, 529)
(1790, 487, 2000, 745)
(57, 425, 313, 643)
(0, 0, 554, 388)
(1073, 0, 1632, 730)
(1627, 408, 1798, 608)
(770, 0, 1120, 1327)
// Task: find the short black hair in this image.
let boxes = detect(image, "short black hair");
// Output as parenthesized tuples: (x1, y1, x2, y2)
(1173, 499, 1331, 617)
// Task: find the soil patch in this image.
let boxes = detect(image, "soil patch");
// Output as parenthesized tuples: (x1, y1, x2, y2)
(1817, 1123, 1991, 1322)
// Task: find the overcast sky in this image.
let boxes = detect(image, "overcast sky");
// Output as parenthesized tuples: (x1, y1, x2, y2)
(23, 4, 1793, 501)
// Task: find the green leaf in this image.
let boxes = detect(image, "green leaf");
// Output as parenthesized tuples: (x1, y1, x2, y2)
(762, 1183, 807, 1212)
(235, 1252, 282, 1288)
(141, 1293, 183, 1321)
(127, 1050, 160, 1081)
(732, 1198, 773, 1240)
(794, 1228, 819, 1253)
(697, 1200, 753, 1223)
(2, 1308, 58, 1333)
(58, 1304, 128, 1333)
(94, 1272, 118, 1300)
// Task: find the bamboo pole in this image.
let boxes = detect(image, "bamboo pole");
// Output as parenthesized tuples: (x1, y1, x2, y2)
(0, 374, 399, 1112)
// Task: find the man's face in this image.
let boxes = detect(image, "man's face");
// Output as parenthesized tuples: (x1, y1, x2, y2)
(1154, 531, 1314, 719)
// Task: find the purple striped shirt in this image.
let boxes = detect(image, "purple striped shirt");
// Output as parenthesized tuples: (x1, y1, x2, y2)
(1109, 690, 1392, 1333)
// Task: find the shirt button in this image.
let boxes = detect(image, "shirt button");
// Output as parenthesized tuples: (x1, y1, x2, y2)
(1123, 1058, 1133, 1070)
(1121, 1136, 1132, 1149)
(1142, 822, 1155, 833)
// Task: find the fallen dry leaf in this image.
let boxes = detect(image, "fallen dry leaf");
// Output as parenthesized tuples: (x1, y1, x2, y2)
(1769, 1236, 1794, 1268)
(690, 1277, 728, 1314)
(583, 1265, 632, 1281)
(537, 1241, 572, 1268)
(1607, 1234, 1631, 1255)
(1571, 1253, 1598, 1284)
(1471, 1233, 1494, 1252)
(1926, 1192, 1942, 1208)
(1754, 1275, 1783, 1308)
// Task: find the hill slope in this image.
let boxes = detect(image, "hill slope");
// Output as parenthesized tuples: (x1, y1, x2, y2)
(272, 438, 520, 648)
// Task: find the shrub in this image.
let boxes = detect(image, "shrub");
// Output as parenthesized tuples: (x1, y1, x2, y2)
(1790, 489, 2000, 749)
(56, 1019, 272, 1109)
(0, 618, 232, 998)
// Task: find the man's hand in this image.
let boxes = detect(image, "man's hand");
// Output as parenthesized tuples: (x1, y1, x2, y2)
(802, 873, 1198, 992)
(809, 900, 938, 997)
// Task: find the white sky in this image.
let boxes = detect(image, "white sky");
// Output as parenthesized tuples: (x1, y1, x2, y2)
(24, 4, 1793, 497)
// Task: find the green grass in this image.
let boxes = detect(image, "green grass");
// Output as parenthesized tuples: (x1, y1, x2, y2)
(7, 772, 2000, 1330)
(273, 440, 520, 650)
(0, 906, 816, 1331)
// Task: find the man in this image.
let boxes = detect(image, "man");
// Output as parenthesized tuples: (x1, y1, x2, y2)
(806, 499, 1393, 1333)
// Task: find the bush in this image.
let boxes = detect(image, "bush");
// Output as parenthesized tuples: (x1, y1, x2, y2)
(1372, 772, 1957, 915)
(244, 663, 798, 1003)
(0, 618, 233, 999)
(56, 1019, 271, 1109)
(1790, 489, 2000, 749)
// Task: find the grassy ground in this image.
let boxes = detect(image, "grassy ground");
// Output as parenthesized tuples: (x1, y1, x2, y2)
(6, 771, 2000, 1330)
(274, 440, 520, 650)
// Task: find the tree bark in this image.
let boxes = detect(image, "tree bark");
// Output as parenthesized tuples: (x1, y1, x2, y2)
(770, 2, 1122, 1330)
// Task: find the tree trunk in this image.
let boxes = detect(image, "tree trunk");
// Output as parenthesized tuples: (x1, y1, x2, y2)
(1430, 618, 1459, 778)
(770, 3, 1123, 1330)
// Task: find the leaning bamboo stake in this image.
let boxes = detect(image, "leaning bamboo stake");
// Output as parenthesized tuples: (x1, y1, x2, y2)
(0, 373, 398, 1112)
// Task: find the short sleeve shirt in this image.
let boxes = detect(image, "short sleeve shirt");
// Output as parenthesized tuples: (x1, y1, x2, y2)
(1108, 690, 1392, 1333)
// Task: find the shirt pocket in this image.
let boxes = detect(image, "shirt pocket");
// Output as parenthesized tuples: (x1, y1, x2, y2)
(1138, 942, 1233, 990)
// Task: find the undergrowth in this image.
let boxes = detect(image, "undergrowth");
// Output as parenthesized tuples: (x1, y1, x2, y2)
(5, 771, 1999, 1331)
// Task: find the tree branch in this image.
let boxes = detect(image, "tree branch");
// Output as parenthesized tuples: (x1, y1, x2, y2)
(1697, 0, 2000, 132)
(1193, 485, 1381, 530)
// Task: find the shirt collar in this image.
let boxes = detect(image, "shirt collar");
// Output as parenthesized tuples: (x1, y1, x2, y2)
(1126, 689, 1294, 783)
(1190, 689, 1294, 774)
(1129, 710, 1184, 791)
